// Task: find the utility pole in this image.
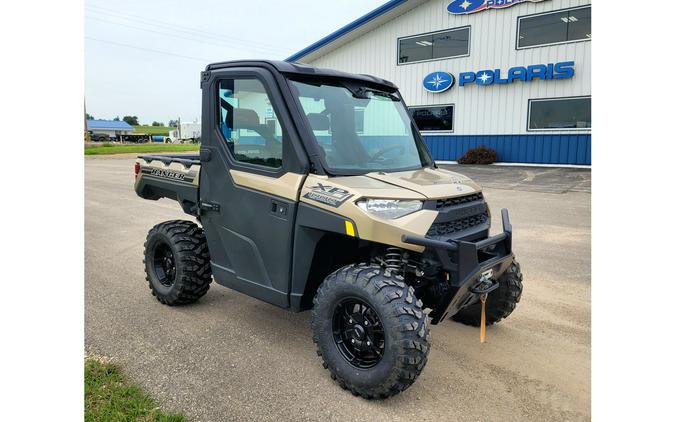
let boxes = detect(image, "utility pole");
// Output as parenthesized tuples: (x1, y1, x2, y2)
(84, 98, 91, 143)
(178, 116, 181, 140)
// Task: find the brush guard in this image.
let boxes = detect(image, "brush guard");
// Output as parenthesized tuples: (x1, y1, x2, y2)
(402, 208, 514, 324)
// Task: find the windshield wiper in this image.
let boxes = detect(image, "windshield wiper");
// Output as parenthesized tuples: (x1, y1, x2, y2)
(340, 80, 399, 101)
(372, 91, 401, 101)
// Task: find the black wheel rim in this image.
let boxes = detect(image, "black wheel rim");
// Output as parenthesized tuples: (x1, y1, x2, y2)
(153, 242, 176, 287)
(332, 298, 385, 369)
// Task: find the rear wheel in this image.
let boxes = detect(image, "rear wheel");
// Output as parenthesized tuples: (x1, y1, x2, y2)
(311, 264, 430, 399)
(143, 220, 212, 305)
(451, 259, 523, 326)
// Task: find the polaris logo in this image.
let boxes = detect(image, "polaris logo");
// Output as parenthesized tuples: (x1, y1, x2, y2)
(422, 72, 455, 93)
(447, 0, 549, 15)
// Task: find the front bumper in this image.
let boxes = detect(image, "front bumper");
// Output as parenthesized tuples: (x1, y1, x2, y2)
(402, 208, 514, 324)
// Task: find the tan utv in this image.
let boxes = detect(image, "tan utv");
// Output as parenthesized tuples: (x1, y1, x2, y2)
(134, 60, 523, 399)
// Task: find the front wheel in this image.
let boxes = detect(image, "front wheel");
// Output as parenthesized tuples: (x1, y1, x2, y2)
(311, 264, 430, 399)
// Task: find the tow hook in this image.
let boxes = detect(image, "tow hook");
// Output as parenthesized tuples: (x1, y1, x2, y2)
(470, 270, 500, 295)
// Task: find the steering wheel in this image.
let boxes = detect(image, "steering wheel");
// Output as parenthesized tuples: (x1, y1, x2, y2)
(370, 144, 406, 162)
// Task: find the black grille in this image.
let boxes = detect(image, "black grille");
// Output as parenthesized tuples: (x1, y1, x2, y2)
(435, 192, 483, 210)
(427, 212, 489, 237)
(427, 192, 489, 239)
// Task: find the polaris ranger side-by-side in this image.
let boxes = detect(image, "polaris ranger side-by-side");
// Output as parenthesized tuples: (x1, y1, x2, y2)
(134, 60, 523, 399)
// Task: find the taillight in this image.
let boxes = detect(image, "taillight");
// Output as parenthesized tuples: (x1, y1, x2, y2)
(134, 162, 140, 177)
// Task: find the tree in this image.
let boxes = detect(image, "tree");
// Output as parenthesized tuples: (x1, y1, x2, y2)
(113, 116, 120, 121)
(151, 121, 164, 127)
(86, 113, 95, 120)
(122, 115, 139, 126)
(168, 120, 179, 128)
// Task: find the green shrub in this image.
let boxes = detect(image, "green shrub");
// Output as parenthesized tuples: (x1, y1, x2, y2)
(458, 146, 497, 164)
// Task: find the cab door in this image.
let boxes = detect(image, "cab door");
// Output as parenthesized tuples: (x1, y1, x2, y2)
(199, 67, 308, 307)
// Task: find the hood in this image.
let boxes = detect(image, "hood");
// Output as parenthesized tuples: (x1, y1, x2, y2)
(364, 167, 481, 199)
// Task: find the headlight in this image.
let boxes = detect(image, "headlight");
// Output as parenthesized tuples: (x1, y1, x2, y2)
(356, 198, 422, 219)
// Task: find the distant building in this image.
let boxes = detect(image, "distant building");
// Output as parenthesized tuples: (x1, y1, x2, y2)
(86, 120, 134, 138)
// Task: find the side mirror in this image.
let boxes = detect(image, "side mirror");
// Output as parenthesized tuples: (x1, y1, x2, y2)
(306, 113, 330, 131)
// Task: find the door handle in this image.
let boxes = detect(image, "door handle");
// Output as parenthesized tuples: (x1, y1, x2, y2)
(199, 201, 220, 214)
(270, 200, 288, 217)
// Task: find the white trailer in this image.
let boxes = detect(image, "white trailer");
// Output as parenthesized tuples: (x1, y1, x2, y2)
(166, 121, 201, 143)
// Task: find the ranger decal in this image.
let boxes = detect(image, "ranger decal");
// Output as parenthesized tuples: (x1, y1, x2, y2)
(142, 167, 195, 183)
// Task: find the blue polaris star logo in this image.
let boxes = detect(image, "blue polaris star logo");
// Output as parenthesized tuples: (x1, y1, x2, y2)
(447, 0, 549, 15)
(422, 71, 454, 93)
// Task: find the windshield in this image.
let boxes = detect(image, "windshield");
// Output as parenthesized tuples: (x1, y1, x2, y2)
(289, 78, 433, 175)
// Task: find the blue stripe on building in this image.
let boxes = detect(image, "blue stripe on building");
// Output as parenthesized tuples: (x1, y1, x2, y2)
(286, 0, 407, 62)
(237, 134, 591, 165)
(423, 134, 591, 165)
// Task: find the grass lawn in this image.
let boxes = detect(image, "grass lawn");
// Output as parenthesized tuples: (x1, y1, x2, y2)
(85, 357, 187, 422)
(85, 143, 199, 155)
(134, 125, 171, 136)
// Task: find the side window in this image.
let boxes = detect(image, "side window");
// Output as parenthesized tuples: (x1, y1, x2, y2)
(218, 78, 283, 168)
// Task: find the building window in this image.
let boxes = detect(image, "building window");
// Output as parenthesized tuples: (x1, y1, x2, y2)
(398, 27, 470, 65)
(528, 97, 591, 131)
(409, 105, 454, 132)
(517, 6, 591, 49)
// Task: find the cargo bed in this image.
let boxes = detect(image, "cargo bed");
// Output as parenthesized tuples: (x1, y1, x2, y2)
(134, 154, 201, 215)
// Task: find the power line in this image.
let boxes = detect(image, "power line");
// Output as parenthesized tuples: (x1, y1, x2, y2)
(86, 3, 283, 50)
(86, 16, 286, 54)
(86, 9, 286, 54)
(85, 36, 211, 62)
(85, 4, 289, 55)
(85, 15, 285, 56)
(85, 9, 287, 56)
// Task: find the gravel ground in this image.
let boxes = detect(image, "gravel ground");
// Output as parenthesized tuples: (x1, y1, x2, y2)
(85, 157, 591, 421)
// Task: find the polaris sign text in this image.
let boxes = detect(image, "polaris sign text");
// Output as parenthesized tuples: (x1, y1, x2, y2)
(460, 61, 574, 86)
(422, 61, 574, 93)
(447, 0, 549, 15)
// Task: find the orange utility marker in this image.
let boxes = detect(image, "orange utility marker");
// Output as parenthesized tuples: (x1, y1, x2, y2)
(480, 294, 487, 343)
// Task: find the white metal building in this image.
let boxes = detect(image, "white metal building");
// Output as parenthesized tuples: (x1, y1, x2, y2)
(287, 0, 591, 165)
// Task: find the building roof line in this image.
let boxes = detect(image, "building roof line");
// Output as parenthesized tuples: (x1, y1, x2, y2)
(86, 119, 134, 130)
(285, 0, 408, 62)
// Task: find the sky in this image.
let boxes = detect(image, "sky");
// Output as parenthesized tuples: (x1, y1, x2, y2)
(85, 0, 388, 125)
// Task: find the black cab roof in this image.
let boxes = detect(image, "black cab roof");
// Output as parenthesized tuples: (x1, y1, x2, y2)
(205, 60, 397, 90)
